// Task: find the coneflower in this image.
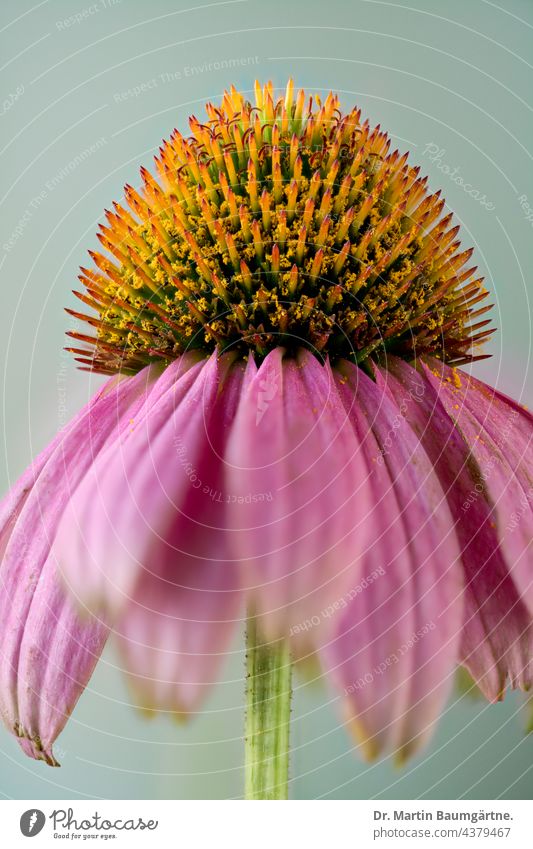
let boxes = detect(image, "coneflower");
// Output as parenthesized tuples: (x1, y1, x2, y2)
(0, 81, 531, 799)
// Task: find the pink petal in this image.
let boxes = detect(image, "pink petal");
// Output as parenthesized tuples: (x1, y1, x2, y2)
(322, 362, 463, 761)
(226, 348, 373, 646)
(376, 358, 532, 701)
(114, 363, 245, 713)
(0, 368, 155, 763)
(53, 353, 207, 616)
(0, 375, 123, 557)
(15, 559, 108, 765)
(0, 452, 53, 558)
(116, 523, 241, 715)
(422, 358, 533, 616)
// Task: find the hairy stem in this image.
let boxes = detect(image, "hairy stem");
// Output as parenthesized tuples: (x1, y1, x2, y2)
(244, 613, 292, 799)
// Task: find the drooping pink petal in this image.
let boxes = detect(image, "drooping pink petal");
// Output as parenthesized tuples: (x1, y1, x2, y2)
(0, 367, 156, 763)
(376, 357, 532, 701)
(116, 523, 241, 715)
(0, 375, 122, 559)
(0, 450, 55, 560)
(0, 474, 36, 565)
(53, 353, 207, 616)
(322, 362, 463, 762)
(114, 363, 245, 713)
(422, 358, 533, 616)
(15, 560, 107, 765)
(225, 348, 373, 646)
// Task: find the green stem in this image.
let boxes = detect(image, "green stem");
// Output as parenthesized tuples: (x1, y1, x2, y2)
(245, 612, 292, 800)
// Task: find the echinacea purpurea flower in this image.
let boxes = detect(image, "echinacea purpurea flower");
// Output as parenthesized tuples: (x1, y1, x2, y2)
(1, 81, 531, 799)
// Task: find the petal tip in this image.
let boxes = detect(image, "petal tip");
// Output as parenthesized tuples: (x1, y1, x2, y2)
(15, 726, 60, 767)
(344, 711, 381, 762)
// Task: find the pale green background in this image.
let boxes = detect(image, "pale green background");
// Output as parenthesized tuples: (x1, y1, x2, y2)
(1, 0, 532, 799)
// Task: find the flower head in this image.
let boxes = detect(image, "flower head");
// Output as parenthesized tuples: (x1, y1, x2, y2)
(0, 82, 531, 774)
(69, 80, 490, 373)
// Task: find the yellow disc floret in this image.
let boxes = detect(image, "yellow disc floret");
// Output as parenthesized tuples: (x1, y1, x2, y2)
(68, 80, 493, 375)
